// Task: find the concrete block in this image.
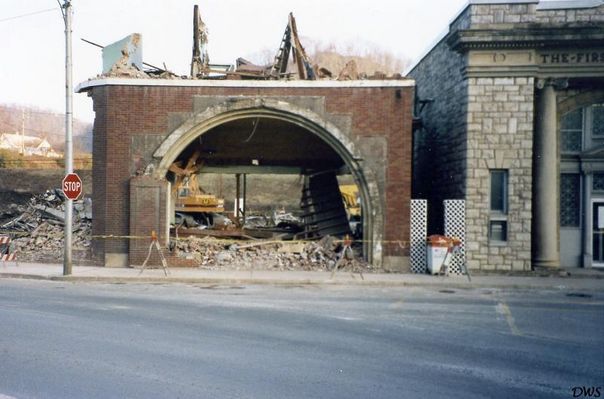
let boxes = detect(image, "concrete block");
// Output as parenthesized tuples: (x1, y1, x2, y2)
(102, 33, 143, 74)
(105, 253, 128, 267)
(383, 256, 410, 273)
(494, 78, 514, 85)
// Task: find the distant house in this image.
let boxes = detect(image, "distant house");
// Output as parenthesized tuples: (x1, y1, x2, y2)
(0, 133, 61, 158)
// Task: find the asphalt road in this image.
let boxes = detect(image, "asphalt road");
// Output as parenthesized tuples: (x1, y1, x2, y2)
(0, 280, 602, 399)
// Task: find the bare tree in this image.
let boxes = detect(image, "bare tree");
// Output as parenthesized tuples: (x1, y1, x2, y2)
(243, 38, 409, 77)
(304, 38, 409, 76)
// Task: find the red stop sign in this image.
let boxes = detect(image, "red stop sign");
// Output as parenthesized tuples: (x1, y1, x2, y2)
(62, 173, 83, 200)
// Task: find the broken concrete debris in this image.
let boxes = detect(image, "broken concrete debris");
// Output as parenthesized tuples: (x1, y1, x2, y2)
(102, 33, 146, 78)
(102, 33, 143, 74)
(0, 189, 371, 272)
(0, 166, 365, 269)
(0, 190, 91, 262)
(174, 235, 372, 273)
(89, 8, 403, 82)
(83, 35, 180, 80)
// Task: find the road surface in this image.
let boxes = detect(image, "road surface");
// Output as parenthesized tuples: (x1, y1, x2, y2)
(0, 279, 602, 398)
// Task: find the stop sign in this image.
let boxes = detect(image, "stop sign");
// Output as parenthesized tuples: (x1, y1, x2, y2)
(62, 173, 83, 200)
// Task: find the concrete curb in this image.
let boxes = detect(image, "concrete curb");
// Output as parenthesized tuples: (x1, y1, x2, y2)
(2, 271, 604, 291)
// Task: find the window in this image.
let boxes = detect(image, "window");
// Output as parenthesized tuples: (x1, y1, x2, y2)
(489, 170, 508, 242)
(489, 221, 507, 242)
(560, 174, 581, 227)
(490, 170, 507, 213)
(560, 103, 604, 153)
(594, 173, 604, 192)
(593, 104, 604, 138)
(561, 108, 583, 153)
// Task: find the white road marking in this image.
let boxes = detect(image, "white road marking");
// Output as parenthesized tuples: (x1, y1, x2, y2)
(496, 302, 522, 336)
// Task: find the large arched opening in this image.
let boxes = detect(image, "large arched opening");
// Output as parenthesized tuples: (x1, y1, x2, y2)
(153, 98, 383, 265)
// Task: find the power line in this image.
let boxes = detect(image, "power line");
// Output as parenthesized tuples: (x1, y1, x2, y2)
(0, 7, 57, 23)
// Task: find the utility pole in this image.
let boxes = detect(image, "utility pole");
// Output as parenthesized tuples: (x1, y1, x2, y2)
(59, 0, 73, 275)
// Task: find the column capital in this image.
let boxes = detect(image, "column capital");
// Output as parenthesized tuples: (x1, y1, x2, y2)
(535, 78, 569, 90)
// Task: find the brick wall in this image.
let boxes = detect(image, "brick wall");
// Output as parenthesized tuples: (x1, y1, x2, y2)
(89, 83, 414, 265)
(91, 86, 107, 262)
(128, 176, 166, 265)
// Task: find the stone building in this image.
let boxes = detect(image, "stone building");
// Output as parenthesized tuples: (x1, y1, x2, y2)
(409, 0, 604, 270)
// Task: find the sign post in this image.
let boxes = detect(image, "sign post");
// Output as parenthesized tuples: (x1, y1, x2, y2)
(62, 172, 80, 276)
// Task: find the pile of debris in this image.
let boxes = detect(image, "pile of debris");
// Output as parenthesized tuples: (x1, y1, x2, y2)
(91, 9, 404, 83)
(0, 190, 92, 262)
(174, 235, 374, 273)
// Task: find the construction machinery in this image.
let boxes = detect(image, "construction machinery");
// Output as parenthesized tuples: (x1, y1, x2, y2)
(339, 185, 361, 217)
(169, 150, 224, 213)
(340, 184, 362, 239)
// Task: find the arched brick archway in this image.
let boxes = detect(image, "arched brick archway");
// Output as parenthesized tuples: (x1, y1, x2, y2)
(153, 98, 384, 265)
(78, 78, 412, 268)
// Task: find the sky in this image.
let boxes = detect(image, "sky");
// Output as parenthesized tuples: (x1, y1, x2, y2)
(0, 0, 472, 123)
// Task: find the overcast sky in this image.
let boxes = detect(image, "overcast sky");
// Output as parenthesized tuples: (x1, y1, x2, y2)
(1, 0, 472, 123)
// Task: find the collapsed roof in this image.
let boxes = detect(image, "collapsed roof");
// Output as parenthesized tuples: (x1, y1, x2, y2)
(93, 7, 403, 81)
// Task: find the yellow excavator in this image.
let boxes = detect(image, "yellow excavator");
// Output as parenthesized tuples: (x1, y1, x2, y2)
(340, 184, 362, 238)
(169, 150, 224, 213)
(339, 185, 360, 217)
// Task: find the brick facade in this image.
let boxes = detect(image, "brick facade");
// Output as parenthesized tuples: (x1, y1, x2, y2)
(80, 80, 414, 268)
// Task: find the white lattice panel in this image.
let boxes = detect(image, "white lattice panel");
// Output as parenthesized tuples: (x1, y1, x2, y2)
(444, 200, 466, 275)
(410, 199, 428, 273)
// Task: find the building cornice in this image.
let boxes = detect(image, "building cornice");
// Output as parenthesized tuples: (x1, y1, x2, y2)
(75, 78, 415, 93)
(448, 25, 604, 52)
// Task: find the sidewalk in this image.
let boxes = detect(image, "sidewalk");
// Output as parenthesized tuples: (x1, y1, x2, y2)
(2, 262, 604, 291)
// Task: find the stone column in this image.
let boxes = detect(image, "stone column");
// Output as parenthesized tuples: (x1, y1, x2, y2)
(532, 79, 563, 268)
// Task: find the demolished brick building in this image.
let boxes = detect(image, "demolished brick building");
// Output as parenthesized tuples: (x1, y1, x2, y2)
(76, 10, 415, 269)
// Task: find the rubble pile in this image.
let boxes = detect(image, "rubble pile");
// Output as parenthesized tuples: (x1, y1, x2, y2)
(0, 190, 92, 262)
(174, 235, 374, 273)
(92, 11, 405, 83)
